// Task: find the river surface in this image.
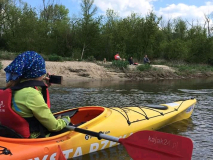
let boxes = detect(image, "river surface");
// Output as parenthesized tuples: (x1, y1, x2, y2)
(47, 77, 213, 160)
(1, 77, 212, 160)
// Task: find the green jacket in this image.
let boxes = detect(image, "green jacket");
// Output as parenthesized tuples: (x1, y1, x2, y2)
(12, 86, 68, 138)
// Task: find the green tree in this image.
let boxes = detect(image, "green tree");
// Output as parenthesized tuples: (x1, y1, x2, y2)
(39, 3, 71, 56)
(173, 18, 187, 40)
(186, 26, 208, 63)
(1, 0, 23, 51)
(101, 9, 120, 60)
(134, 12, 161, 60)
(76, 0, 101, 60)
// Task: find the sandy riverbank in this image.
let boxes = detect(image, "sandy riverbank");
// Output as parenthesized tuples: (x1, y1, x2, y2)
(0, 60, 129, 85)
(0, 60, 212, 86)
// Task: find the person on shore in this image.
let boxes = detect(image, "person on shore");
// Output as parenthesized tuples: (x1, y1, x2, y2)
(0, 51, 70, 138)
(128, 57, 138, 65)
(128, 57, 134, 65)
(144, 55, 151, 64)
(103, 58, 107, 64)
(114, 53, 121, 60)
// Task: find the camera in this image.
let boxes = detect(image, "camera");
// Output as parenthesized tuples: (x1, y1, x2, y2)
(49, 75, 63, 84)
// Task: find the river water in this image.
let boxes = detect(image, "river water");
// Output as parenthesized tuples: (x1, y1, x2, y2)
(47, 77, 213, 160)
(1, 77, 212, 160)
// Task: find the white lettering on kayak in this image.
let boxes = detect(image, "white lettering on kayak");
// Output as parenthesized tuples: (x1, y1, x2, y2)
(90, 143, 99, 153)
(28, 155, 48, 160)
(106, 134, 124, 147)
(109, 141, 117, 147)
(101, 140, 109, 150)
(118, 134, 128, 143)
(50, 153, 56, 160)
(29, 149, 74, 160)
(29, 133, 133, 159)
(63, 149, 73, 159)
(122, 135, 127, 138)
(73, 147, 83, 157)
(28, 155, 49, 160)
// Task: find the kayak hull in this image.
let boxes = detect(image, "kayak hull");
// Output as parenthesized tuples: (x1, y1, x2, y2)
(0, 99, 196, 160)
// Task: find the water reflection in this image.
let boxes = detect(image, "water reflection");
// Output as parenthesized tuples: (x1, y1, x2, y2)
(158, 118, 195, 135)
(74, 145, 132, 160)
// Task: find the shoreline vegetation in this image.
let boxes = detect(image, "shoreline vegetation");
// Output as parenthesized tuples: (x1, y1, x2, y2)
(1, 0, 213, 84)
(1, 0, 213, 67)
(1, 52, 213, 85)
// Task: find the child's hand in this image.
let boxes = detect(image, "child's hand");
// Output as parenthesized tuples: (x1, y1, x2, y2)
(43, 72, 52, 87)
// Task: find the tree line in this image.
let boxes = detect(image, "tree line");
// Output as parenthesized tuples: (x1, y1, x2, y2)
(0, 0, 213, 64)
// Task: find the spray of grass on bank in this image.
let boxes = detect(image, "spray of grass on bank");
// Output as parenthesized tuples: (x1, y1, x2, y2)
(152, 59, 213, 74)
(169, 63, 213, 75)
(111, 60, 129, 70)
(136, 64, 152, 71)
(0, 51, 19, 60)
(175, 64, 213, 72)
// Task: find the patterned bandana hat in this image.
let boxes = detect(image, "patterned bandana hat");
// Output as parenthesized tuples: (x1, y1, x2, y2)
(4, 51, 46, 82)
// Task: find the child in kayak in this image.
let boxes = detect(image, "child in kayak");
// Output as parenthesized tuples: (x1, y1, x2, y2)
(0, 51, 70, 138)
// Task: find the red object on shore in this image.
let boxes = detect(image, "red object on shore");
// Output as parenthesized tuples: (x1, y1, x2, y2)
(114, 54, 120, 60)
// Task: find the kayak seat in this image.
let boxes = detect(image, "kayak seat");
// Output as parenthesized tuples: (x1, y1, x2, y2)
(144, 104, 168, 110)
(0, 125, 23, 138)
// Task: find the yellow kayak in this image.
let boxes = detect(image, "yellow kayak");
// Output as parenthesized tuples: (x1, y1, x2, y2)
(0, 98, 196, 160)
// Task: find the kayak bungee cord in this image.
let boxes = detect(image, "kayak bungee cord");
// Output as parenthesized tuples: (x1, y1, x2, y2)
(139, 106, 164, 115)
(109, 106, 167, 125)
(0, 146, 12, 155)
(108, 107, 132, 125)
(123, 107, 150, 120)
(176, 100, 185, 111)
(109, 99, 190, 125)
(176, 98, 194, 111)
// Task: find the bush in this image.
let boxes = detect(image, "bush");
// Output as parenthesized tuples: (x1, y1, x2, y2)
(48, 55, 64, 61)
(151, 59, 167, 65)
(0, 61, 2, 70)
(87, 56, 96, 62)
(0, 51, 18, 60)
(63, 57, 75, 61)
(137, 64, 152, 71)
(112, 60, 129, 69)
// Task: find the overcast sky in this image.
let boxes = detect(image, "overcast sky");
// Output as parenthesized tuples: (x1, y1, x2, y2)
(23, 0, 213, 24)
